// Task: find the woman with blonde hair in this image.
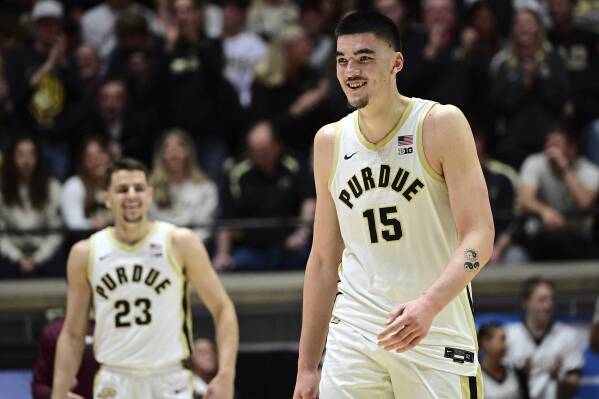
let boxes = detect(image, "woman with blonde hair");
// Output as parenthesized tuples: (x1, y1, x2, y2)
(149, 128, 218, 242)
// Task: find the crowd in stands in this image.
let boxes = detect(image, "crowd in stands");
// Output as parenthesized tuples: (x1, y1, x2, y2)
(0, 0, 598, 276)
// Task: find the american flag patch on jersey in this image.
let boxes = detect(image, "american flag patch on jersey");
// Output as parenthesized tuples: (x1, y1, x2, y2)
(149, 243, 163, 257)
(398, 135, 413, 146)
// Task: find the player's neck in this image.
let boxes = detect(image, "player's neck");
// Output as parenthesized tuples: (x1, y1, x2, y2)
(525, 317, 551, 338)
(357, 93, 409, 145)
(113, 219, 153, 245)
(482, 355, 503, 374)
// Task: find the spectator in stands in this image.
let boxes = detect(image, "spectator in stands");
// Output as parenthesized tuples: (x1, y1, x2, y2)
(81, 0, 163, 70)
(149, 128, 218, 242)
(473, 126, 528, 264)
(190, 337, 218, 398)
(478, 322, 527, 399)
(489, 7, 569, 169)
(60, 135, 112, 232)
(519, 125, 599, 260)
(213, 120, 315, 270)
(505, 277, 584, 399)
(4, 0, 80, 179)
(246, 0, 299, 41)
(81, 79, 153, 165)
(160, 0, 243, 180)
(251, 24, 330, 158)
(548, 0, 599, 127)
(221, 0, 268, 109)
(31, 313, 98, 399)
(0, 54, 15, 148)
(74, 44, 101, 104)
(578, 297, 599, 398)
(300, 1, 335, 74)
(0, 136, 63, 278)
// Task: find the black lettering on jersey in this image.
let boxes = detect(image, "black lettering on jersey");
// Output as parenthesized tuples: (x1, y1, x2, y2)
(132, 264, 143, 282)
(155, 278, 171, 294)
(144, 268, 160, 286)
(402, 178, 424, 201)
(348, 175, 363, 198)
(339, 189, 353, 209)
(378, 164, 391, 187)
(101, 274, 117, 291)
(391, 168, 409, 192)
(116, 267, 128, 284)
(361, 167, 375, 191)
(96, 285, 108, 300)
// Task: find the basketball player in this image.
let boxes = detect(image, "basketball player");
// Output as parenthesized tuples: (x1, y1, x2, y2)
(51, 159, 238, 399)
(293, 11, 494, 399)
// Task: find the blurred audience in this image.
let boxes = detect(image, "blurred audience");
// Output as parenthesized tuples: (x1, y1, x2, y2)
(31, 312, 98, 399)
(213, 121, 315, 270)
(221, 0, 268, 109)
(246, 0, 300, 41)
(505, 277, 584, 399)
(0, 136, 63, 278)
(251, 24, 330, 158)
(149, 128, 218, 242)
(479, 322, 528, 399)
(489, 7, 569, 169)
(60, 135, 112, 232)
(190, 337, 218, 398)
(578, 297, 599, 398)
(518, 125, 599, 260)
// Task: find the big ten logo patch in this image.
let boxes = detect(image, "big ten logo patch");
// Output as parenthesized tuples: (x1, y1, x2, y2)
(398, 147, 413, 156)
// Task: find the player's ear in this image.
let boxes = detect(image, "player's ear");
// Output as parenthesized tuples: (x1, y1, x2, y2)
(392, 51, 404, 74)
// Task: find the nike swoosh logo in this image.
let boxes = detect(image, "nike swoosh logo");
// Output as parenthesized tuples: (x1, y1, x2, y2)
(344, 152, 358, 160)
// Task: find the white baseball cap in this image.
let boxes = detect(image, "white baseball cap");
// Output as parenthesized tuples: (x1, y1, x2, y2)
(31, 0, 64, 21)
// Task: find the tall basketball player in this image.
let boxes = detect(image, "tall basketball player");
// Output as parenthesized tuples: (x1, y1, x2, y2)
(293, 11, 494, 399)
(52, 158, 238, 399)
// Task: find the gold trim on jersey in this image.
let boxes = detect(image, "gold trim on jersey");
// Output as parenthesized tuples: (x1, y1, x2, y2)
(179, 282, 193, 357)
(416, 102, 445, 182)
(166, 227, 185, 279)
(106, 222, 158, 253)
(87, 234, 97, 283)
(459, 368, 482, 399)
(354, 97, 415, 150)
(328, 123, 342, 191)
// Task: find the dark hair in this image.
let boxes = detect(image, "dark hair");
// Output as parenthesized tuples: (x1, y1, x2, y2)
(478, 321, 503, 341)
(76, 135, 110, 216)
(521, 276, 555, 301)
(105, 158, 149, 189)
(1, 135, 50, 210)
(547, 122, 580, 148)
(335, 11, 402, 52)
(115, 12, 148, 38)
(222, 0, 249, 10)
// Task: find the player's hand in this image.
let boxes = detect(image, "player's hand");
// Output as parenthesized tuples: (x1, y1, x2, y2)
(293, 368, 320, 399)
(377, 296, 438, 352)
(205, 373, 234, 399)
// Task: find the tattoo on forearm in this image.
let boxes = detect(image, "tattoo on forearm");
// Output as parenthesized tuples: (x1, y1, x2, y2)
(464, 249, 480, 271)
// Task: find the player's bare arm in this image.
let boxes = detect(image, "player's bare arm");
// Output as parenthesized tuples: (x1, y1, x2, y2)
(294, 123, 345, 399)
(378, 104, 495, 352)
(51, 240, 93, 399)
(172, 227, 238, 399)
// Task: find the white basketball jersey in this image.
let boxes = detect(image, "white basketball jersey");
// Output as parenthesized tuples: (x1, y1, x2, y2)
(329, 98, 478, 376)
(88, 221, 192, 368)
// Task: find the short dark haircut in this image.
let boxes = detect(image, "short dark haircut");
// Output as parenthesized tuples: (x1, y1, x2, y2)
(478, 321, 503, 341)
(335, 11, 402, 52)
(115, 12, 148, 38)
(105, 158, 149, 188)
(521, 276, 555, 301)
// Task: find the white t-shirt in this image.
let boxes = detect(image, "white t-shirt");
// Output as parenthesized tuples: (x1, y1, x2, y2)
(482, 366, 523, 399)
(60, 176, 106, 230)
(504, 321, 584, 399)
(224, 32, 268, 108)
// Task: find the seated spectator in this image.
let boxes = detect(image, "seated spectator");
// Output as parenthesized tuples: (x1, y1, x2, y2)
(190, 337, 218, 398)
(578, 297, 599, 398)
(505, 277, 584, 399)
(74, 44, 102, 104)
(0, 136, 63, 278)
(213, 121, 315, 271)
(251, 24, 330, 158)
(300, 1, 335, 74)
(489, 7, 569, 169)
(81, 0, 163, 70)
(479, 322, 527, 399)
(473, 126, 528, 264)
(518, 125, 599, 260)
(31, 312, 98, 399)
(60, 135, 112, 232)
(149, 128, 218, 242)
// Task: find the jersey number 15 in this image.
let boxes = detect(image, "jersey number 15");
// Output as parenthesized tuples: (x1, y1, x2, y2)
(363, 206, 403, 243)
